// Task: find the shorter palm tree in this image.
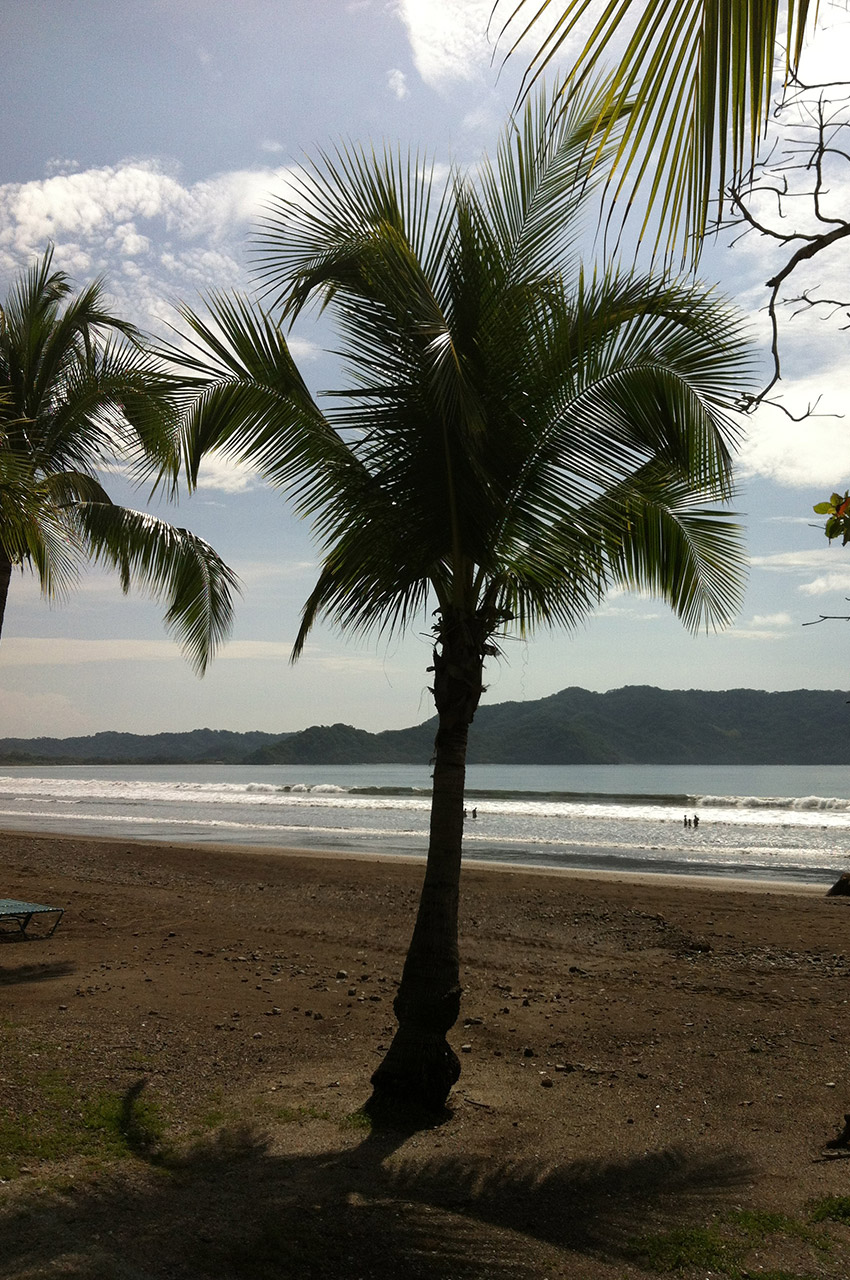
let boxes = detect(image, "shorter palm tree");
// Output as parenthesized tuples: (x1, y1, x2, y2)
(0, 248, 237, 671)
(166, 86, 751, 1111)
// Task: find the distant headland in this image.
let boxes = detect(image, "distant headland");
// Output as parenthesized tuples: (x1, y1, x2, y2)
(2, 686, 849, 766)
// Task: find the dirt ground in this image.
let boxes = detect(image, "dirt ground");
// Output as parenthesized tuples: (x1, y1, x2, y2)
(1, 829, 850, 1279)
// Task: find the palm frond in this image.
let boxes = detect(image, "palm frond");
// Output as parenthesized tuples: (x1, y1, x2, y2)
(71, 502, 240, 673)
(604, 469, 746, 630)
(0, 453, 83, 599)
(475, 74, 629, 285)
(162, 294, 374, 524)
(291, 550, 433, 662)
(496, 0, 817, 259)
(253, 144, 457, 317)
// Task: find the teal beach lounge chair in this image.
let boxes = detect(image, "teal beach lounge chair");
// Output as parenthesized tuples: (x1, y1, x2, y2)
(0, 899, 64, 938)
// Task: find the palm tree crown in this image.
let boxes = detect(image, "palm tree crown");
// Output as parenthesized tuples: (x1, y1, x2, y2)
(169, 85, 751, 1110)
(176, 89, 749, 648)
(0, 248, 237, 671)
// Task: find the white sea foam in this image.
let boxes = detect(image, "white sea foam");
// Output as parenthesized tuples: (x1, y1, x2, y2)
(700, 793, 850, 812)
(1, 763, 848, 883)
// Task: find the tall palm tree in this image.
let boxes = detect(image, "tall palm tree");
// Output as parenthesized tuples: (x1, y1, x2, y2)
(0, 248, 237, 672)
(167, 86, 751, 1111)
(495, 0, 818, 259)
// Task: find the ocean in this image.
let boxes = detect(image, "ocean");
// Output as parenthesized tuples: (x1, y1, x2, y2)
(1, 762, 849, 887)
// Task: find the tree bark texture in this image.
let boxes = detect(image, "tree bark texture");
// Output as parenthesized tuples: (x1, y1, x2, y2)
(0, 552, 11, 642)
(369, 606, 489, 1114)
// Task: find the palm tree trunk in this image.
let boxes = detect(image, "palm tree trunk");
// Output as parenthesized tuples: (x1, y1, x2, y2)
(368, 608, 486, 1114)
(0, 552, 11, 641)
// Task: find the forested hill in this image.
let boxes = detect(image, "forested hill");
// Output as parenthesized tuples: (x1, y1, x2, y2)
(1, 687, 849, 765)
(451, 685, 850, 765)
(0, 727, 283, 765)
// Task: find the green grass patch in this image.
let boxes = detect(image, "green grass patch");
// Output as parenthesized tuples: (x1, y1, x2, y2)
(744, 1272, 819, 1280)
(0, 1074, 168, 1178)
(728, 1208, 827, 1251)
(625, 1228, 820, 1279)
(729, 1208, 798, 1235)
(340, 1108, 372, 1133)
(625, 1203, 839, 1278)
(267, 1103, 331, 1124)
(82, 1081, 166, 1158)
(626, 1224, 742, 1275)
(810, 1194, 850, 1224)
(264, 1102, 372, 1133)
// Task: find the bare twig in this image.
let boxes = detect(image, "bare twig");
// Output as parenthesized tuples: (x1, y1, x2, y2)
(723, 74, 850, 414)
(803, 613, 850, 626)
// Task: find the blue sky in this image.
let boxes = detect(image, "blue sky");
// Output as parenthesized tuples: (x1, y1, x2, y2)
(2, 0, 850, 739)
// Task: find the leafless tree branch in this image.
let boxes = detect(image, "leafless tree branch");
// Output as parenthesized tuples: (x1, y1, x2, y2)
(803, 613, 850, 626)
(722, 71, 850, 415)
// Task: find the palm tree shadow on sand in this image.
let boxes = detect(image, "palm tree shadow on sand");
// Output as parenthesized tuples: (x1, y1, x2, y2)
(0, 1080, 755, 1279)
(0, 958, 75, 985)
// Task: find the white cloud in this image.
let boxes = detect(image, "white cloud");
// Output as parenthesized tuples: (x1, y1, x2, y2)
(0, 637, 307, 666)
(176, 167, 299, 240)
(720, 610, 796, 640)
(723, 626, 787, 641)
(801, 7, 850, 80)
(395, 0, 601, 89)
(387, 68, 409, 100)
(236, 560, 316, 586)
(396, 0, 577, 90)
(193, 455, 261, 494)
(217, 641, 293, 660)
(748, 550, 850, 600)
(740, 393, 850, 487)
(296, 644, 401, 675)
(596, 604, 662, 621)
(750, 549, 837, 570)
(0, 160, 300, 337)
(286, 334, 323, 363)
(1, 164, 179, 250)
(764, 515, 816, 525)
(711, 22, 850, 495)
(0, 638, 182, 665)
(461, 104, 503, 135)
(0, 636, 399, 673)
(750, 612, 793, 627)
(799, 572, 850, 596)
(44, 157, 81, 178)
(396, 0, 493, 85)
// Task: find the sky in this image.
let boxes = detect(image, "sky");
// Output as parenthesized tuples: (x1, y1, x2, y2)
(2, 0, 850, 740)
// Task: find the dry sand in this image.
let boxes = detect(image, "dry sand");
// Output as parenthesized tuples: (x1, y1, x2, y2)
(1, 829, 850, 1279)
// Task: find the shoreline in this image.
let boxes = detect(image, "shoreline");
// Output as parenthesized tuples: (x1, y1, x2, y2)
(3, 760, 848, 896)
(0, 824, 831, 896)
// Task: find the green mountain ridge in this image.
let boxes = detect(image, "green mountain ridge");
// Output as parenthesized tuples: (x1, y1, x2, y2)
(1, 687, 848, 765)
(0, 727, 285, 765)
